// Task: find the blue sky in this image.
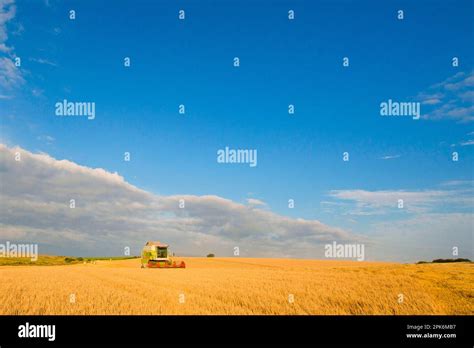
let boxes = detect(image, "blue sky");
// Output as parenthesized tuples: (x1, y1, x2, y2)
(0, 0, 473, 261)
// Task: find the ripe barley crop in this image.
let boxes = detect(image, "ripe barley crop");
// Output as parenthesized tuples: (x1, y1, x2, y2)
(0, 258, 472, 315)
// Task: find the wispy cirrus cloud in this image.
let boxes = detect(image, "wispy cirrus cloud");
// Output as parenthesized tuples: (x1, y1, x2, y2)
(0, 0, 15, 53)
(416, 71, 474, 123)
(450, 131, 474, 147)
(459, 140, 474, 146)
(0, 144, 359, 258)
(327, 182, 473, 215)
(36, 135, 54, 144)
(0, 0, 23, 91)
(440, 180, 473, 187)
(0, 56, 23, 89)
(30, 57, 57, 67)
(379, 155, 400, 160)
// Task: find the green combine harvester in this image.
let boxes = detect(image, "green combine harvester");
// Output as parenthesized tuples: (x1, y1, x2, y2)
(141, 241, 186, 268)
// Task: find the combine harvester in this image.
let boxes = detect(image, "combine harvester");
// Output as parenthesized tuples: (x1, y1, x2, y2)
(141, 241, 186, 268)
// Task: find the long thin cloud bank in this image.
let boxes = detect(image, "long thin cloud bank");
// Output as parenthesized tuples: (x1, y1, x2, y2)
(329, 185, 474, 215)
(0, 144, 358, 258)
(325, 185, 473, 262)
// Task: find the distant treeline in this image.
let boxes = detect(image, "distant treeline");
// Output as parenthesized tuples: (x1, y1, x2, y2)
(417, 258, 471, 264)
(65, 256, 139, 263)
(0, 255, 140, 266)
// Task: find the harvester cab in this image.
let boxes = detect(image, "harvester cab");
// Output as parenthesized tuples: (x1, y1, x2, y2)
(141, 241, 185, 268)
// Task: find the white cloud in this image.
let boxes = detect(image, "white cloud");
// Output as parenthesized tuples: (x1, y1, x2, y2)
(379, 155, 400, 160)
(328, 183, 473, 215)
(0, 56, 23, 89)
(0, 1, 23, 90)
(0, 144, 358, 257)
(31, 88, 43, 97)
(36, 135, 54, 143)
(460, 90, 474, 103)
(0, 0, 15, 49)
(444, 73, 474, 91)
(416, 71, 474, 122)
(422, 98, 441, 105)
(440, 180, 473, 187)
(30, 57, 57, 67)
(0, 43, 9, 52)
(246, 198, 266, 207)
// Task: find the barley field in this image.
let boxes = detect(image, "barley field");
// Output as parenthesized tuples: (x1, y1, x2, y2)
(0, 257, 472, 315)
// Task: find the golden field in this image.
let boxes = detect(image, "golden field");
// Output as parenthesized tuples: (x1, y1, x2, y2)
(0, 257, 472, 315)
